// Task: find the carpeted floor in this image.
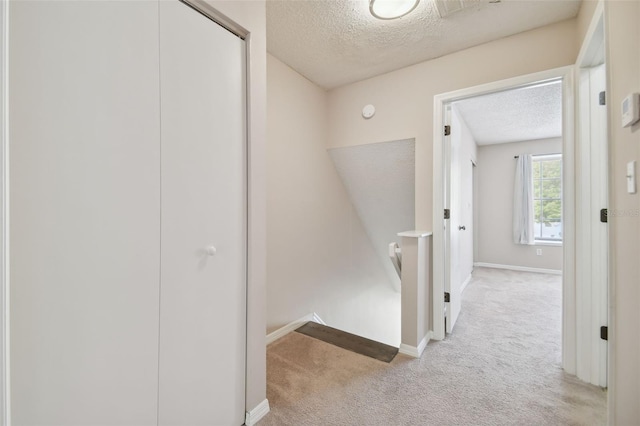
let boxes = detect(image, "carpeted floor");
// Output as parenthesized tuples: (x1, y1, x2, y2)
(261, 267, 607, 425)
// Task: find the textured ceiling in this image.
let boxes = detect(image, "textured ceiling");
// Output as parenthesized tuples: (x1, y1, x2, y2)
(267, 0, 581, 89)
(453, 80, 562, 145)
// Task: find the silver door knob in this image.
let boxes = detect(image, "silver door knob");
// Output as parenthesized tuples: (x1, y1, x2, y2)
(206, 246, 217, 256)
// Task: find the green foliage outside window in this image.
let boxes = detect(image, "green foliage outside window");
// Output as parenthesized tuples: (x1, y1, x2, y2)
(532, 155, 562, 240)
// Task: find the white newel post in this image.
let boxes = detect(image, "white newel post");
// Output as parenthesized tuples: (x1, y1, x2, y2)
(397, 231, 433, 358)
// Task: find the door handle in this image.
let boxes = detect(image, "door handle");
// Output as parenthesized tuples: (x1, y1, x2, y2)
(458, 226, 466, 231)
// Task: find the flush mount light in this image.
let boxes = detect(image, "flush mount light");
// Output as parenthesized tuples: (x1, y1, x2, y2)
(370, 0, 420, 20)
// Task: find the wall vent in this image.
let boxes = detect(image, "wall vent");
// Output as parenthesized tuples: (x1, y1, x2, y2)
(433, 0, 496, 18)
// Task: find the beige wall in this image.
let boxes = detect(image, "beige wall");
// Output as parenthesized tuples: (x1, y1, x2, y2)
(476, 138, 563, 271)
(267, 55, 400, 346)
(604, 1, 640, 423)
(327, 19, 578, 232)
(209, 0, 267, 411)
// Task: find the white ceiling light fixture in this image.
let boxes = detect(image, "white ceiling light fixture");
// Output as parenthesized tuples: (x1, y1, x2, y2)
(369, 0, 420, 20)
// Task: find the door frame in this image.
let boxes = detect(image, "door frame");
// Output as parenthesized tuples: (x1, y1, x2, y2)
(178, 1, 271, 422)
(432, 66, 576, 375)
(173, 0, 254, 422)
(574, 0, 610, 392)
(159, 1, 249, 423)
(1, 0, 9, 422)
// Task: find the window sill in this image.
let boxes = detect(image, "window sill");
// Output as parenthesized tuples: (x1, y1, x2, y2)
(535, 240, 563, 247)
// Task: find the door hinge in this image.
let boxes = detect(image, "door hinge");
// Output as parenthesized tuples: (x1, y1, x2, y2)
(600, 326, 608, 341)
(444, 292, 450, 303)
(444, 209, 450, 219)
(600, 208, 608, 223)
(444, 125, 451, 136)
(599, 91, 606, 106)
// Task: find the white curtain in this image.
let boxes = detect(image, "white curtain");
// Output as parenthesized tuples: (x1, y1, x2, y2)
(513, 154, 535, 245)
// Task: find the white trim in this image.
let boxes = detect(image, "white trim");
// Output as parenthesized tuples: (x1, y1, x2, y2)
(433, 66, 575, 350)
(460, 274, 472, 294)
(311, 312, 326, 325)
(398, 332, 431, 358)
(560, 67, 577, 377)
(244, 398, 270, 426)
(575, 1, 605, 68)
(186, 0, 249, 39)
(1, 0, 8, 423)
(432, 94, 446, 341)
(581, 3, 614, 423)
(266, 312, 325, 345)
(534, 241, 562, 247)
(575, 0, 609, 393)
(474, 262, 562, 276)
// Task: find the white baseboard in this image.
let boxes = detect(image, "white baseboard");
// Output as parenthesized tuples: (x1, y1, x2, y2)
(311, 312, 326, 325)
(474, 262, 562, 275)
(266, 312, 326, 345)
(460, 274, 472, 293)
(245, 399, 270, 426)
(398, 332, 431, 358)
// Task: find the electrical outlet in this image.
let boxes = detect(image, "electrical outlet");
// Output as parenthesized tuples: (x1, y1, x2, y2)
(536, 249, 542, 256)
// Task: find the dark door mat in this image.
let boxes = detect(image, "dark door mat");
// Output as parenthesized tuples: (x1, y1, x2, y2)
(295, 321, 399, 363)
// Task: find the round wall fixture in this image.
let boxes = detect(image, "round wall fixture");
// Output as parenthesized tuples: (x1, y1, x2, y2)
(362, 104, 376, 119)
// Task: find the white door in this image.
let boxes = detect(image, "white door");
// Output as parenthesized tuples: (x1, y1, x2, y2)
(588, 64, 608, 387)
(459, 159, 475, 287)
(451, 106, 475, 293)
(446, 106, 462, 333)
(158, 2, 247, 425)
(576, 63, 608, 387)
(10, 1, 162, 424)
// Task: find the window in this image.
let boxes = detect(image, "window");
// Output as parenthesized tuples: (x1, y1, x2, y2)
(532, 154, 562, 242)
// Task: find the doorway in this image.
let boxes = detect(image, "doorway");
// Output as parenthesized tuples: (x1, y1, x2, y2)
(432, 60, 606, 390)
(444, 78, 565, 334)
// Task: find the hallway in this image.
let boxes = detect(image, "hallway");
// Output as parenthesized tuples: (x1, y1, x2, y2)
(261, 267, 606, 425)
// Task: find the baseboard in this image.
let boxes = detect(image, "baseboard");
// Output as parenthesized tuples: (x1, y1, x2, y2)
(460, 274, 472, 293)
(266, 312, 326, 345)
(245, 399, 270, 426)
(398, 332, 431, 358)
(474, 262, 562, 275)
(311, 312, 326, 325)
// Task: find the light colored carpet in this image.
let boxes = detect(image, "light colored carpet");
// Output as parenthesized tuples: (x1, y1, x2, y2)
(261, 267, 607, 425)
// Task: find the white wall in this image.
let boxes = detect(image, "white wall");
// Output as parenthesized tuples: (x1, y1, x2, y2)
(267, 55, 400, 346)
(451, 107, 477, 281)
(603, 1, 640, 423)
(327, 19, 578, 233)
(475, 138, 563, 271)
(328, 139, 415, 290)
(451, 107, 478, 168)
(10, 3, 162, 422)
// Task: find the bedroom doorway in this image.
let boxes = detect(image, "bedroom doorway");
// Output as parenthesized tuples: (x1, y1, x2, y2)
(433, 60, 610, 389)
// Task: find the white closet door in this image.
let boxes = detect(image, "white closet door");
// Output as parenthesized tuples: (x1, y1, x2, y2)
(9, 1, 161, 424)
(158, 2, 247, 425)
